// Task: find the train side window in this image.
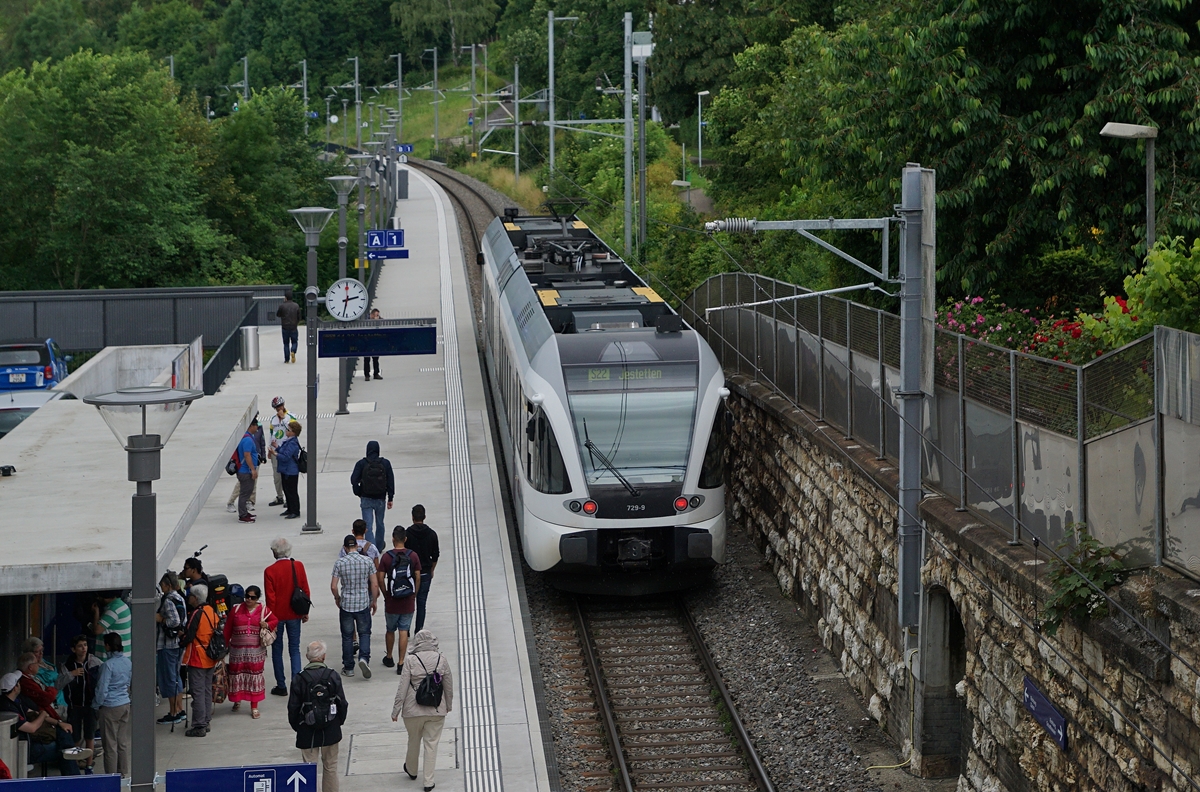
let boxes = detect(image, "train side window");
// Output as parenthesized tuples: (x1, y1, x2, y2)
(528, 408, 571, 494)
(698, 401, 727, 489)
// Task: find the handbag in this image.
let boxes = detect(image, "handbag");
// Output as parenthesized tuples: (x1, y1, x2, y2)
(289, 560, 312, 616)
(259, 606, 276, 647)
(211, 662, 227, 704)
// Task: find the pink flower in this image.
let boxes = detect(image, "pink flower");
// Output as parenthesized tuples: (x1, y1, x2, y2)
(955, 302, 964, 311)
(976, 314, 985, 325)
(971, 296, 984, 305)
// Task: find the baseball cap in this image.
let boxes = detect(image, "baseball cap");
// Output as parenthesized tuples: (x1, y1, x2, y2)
(0, 671, 21, 693)
(343, 534, 358, 549)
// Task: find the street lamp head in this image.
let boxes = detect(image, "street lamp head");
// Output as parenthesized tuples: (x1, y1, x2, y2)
(83, 385, 203, 459)
(288, 206, 334, 246)
(326, 175, 358, 204)
(1100, 122, 1158, 139)
(697, 90, 710, 97)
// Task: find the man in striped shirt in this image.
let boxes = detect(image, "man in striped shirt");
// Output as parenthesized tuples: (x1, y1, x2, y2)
(92, 593, 131, 660)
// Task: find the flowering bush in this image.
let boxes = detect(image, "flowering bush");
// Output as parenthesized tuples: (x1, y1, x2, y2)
(938, 296, 1102, 364)
(1082, 237, 1200, 349)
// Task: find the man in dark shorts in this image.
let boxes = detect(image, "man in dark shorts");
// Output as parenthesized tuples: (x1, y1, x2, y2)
(377, 526, 421, 672)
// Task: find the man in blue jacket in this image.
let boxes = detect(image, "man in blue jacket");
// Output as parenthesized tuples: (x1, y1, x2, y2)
(93, 633, 131, 777)
(236, 418, 262, 523)
(350, 440, 394, 551)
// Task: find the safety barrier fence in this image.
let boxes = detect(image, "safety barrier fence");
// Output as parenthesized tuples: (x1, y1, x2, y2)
(681, 272, 1200, 579)
(202, 304, 258, 396)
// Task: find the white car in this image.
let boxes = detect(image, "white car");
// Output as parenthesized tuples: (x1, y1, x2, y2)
(0, 389, 75, 438)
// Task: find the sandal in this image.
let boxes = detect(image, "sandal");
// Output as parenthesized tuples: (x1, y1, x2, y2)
(232, 702, 241, 712)
(251, 708, 260, 719)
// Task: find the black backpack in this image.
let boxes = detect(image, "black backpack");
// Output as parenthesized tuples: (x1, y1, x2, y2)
(297, 448, 308, 475)
(300, 669, 341, 729)
(361, 458, 387, 498)
(385, 550, 415, 599)
(412, 654, 444, 708)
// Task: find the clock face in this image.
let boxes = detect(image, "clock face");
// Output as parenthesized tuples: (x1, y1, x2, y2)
(326, 278, 368, 322)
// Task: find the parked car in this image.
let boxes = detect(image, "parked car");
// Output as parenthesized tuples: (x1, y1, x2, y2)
(0, 390, 75, 438)
(0, 338, 71, 390)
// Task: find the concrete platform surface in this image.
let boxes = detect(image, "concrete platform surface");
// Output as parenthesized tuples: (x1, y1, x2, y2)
(0, 392, 255, 595)
(154, 167, 550, 792)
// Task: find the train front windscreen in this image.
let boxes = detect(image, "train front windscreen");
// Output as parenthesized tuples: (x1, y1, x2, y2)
(564, 361, 698, 486)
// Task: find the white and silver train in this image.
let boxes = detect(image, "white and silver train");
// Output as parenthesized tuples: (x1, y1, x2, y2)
(479, 210, 728, 595)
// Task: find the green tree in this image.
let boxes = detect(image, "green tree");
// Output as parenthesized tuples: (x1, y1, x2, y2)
(393, 0, 499, 66)
(6, 0, 99, 69)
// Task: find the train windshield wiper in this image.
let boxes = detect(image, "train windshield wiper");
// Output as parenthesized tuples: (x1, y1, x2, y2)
(583, 418, 640, 497)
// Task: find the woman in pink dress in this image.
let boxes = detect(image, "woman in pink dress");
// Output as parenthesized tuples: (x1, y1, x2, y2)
(223, 585, 278, 718)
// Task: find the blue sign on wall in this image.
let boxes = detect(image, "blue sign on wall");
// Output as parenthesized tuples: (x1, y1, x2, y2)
(366, 248, 409, 260)
(318, 325, 437, 358)
(0, 777, 121, 790)
(1023, 675, 1067, 750)
(366, 230, 404, 248)
(166, 763, 317, 792)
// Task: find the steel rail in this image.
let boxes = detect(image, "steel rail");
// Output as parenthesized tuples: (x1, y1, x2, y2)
(573, 597, 636, 792)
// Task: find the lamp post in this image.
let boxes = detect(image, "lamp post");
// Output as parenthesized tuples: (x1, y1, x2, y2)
(1100, 121, 1159, 255)
(349, 154, 373, 283)
(288, 207, 335, 534)
(327, 176, 358, 416)
(697, 90, 710, 168)
(388, 53, 403, 144)
(365, 140, 384, 230)
(424, 48, 439, 152)
(82, 386, 203, 792)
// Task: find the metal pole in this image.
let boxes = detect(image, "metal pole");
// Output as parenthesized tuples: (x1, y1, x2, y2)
(817, 295, 825, 420)
(1155, 326, 1165, 565)
(637, 56, 647, 254)
(483, 45, 488, 137)
(168, 54, 174, 80)
(623, 12, 633, 260)
(398, 54, 404, 143)
(242, 56, 248, 100)
(325, 97, 331, 143)
(514, 59, 520, 179)
(897, 163, 925, 630)
(549, 11, 555, 177)
(357, 172, 366, 284)
(354, 57, 361, 150)
(878, 311, 886, 460)
(433, 49, 439, 152)
(129, 464, 157, 791)
(845, 303, 853, 439)
(304, 246, 321, 534)
(957, 334, 966, 509)
(1146, 137, 1156, 254)
(697, 93, 703, 168)
(205, 95, 211, 124)
(342, 99, 349, 149)
(1077, 365, 1087, 531)
(301, 60, 308, 135)
(336, 188, 349, 416)
(1010, 349, 1020, 544)
(470, 45, 477, 153)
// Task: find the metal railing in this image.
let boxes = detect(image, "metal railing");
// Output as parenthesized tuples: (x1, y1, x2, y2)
(681, 272, 1167, 570)
(202, 304, 258, 395)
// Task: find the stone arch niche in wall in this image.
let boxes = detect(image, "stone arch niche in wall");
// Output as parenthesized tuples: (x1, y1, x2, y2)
(915, 585, 968, 778)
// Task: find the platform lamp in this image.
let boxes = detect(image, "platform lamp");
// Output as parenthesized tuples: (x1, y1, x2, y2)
(348, 153, 373, 284)
(382, 123, 397, 221)
(327, 176, 359, 416)
(1100, 122, 1159, 255)
(83, 385, 203, 792)
(288, 206, 335, 534)
(365, 139, 385, 229)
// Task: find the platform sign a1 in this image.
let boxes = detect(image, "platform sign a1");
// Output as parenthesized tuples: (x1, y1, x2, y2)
(366, 229, 404, 248)
(0, 776, 121, 790)
(166, 762, 317, 792)
(1023, 676, 1067, 750)
(396, 144, 414, 153)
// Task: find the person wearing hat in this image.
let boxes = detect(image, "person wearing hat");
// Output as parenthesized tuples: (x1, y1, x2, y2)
(266, 397, 298, 509)
(226, 416, 266, 517)
(331, 533, 379, 679)
(182, 584, 219, 737)
(0, 670, 90, 775)
(234, 418, 263, 523)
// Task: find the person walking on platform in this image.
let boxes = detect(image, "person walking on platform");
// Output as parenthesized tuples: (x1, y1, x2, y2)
(288, 641, 347, 792)
(155, 572, 187, 724)
(223, 585, 277, 718)
(267, 398, 298, 508)
(277, 420, 303, 519)
(331, 534, 379, 679)
(350, 440, 394, 551)
(378, 526, 421, 671)
(363, 308, 383, 380)
(277, 293, 302, 364)
(231, 418, 262, 522)
(405, 505, 439, 635)
(93, 633, 132, 777)
(265, 537, 311, 696)
(392, 630, 453, 791)
(338, 519, 380, 569)
(182, 584, 218, 737)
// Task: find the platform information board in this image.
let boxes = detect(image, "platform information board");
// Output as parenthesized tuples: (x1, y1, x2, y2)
(166, 762, 317, 792)
(318, 319, 437, 358)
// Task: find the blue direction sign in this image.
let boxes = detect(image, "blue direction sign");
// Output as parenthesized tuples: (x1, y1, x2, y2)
(0, 777, 121, 790)
(366, 229, 404, 248)
(167, 763, 317, 792)
(1023, 676, 1067, 749)
(395, 144, 414, 153)
(319, 323, 437, 358)
(366, 248, 409, 260)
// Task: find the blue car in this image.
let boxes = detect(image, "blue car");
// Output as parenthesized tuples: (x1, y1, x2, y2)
(0, 338, 71, 390)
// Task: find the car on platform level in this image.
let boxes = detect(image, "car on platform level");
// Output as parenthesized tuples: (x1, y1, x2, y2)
(0, 338, 71, 391)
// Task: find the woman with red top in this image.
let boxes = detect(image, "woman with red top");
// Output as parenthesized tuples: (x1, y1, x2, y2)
(17, 653, 61, 719)
(263, 537, 311, 696)
(222, 585, 278, 718)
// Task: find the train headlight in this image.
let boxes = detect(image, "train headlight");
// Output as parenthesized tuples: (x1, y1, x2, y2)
(689, 496, 702, 509)
(569, 501, 582, 513)
(582, 500, 598, 515)
(674, 497, 690, 512)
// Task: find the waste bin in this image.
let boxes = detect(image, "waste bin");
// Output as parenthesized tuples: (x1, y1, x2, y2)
(0, 712, 20, 778)
(239, 325, 260, 371)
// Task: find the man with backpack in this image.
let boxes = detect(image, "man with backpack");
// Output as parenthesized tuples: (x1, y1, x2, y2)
(350, 440, 394, 551)
(288, 640, 347, 792)
(181, 584, 221, 737)
(391, 630, 453, 792)
(377, 526, 421, 671)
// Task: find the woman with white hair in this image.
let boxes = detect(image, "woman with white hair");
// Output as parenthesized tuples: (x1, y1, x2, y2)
(392, 630, 454, 792)
(264, 537, 311, 697)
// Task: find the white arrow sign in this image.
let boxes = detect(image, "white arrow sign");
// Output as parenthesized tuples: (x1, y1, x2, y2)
(287, 771, 308, 792)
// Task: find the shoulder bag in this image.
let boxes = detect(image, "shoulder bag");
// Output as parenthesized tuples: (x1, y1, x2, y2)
(289, 560, 312, 616)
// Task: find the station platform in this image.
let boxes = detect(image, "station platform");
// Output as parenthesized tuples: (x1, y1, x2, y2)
(155, 167, 550, 792)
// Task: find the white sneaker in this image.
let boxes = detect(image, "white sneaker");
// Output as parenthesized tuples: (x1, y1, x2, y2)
(226, 503, 236, 513)
(358, 658, 372, 679)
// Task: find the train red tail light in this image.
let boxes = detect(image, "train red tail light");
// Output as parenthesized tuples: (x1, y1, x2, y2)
(582, 500, 598, 515)
(674, 497, 690, 511)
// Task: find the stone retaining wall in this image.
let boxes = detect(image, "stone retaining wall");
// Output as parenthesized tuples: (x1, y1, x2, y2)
(726, 375, 1200, 791)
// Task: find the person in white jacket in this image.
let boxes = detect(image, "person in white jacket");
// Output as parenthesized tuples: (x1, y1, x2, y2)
(391, 630, 454, 791)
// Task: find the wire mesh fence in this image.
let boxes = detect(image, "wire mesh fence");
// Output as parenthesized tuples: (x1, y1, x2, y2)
(688, 272, 1180, 574)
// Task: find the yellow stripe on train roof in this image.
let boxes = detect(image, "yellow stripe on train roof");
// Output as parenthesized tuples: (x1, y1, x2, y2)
(538, 289, 561, 306)
(631, 286, 664, 303)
